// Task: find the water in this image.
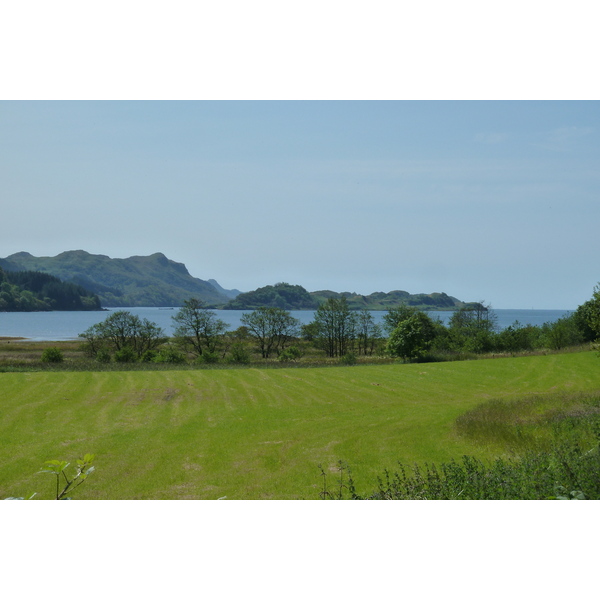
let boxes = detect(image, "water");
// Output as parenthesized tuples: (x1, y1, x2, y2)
(0, 307, 574, 341)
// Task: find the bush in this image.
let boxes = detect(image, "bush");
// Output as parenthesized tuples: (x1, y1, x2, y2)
(227, 343, 251, 364)
(95, 348, 112, 363)
(154, 347, 186, 364)
(197, 350, 219, 364)
(41, 347, 64, 363)
(140, 349, 158, 362)
(340, 352, 357, 365)
(114, 346, 137, 363)
(278, 345, 303, 362)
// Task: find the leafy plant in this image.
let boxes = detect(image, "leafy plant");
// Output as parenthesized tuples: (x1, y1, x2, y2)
(39, 454, 95, 500)
(5, 454, 95, 500)
(114, 346, 137, 363)
(41, 347, 64, 363)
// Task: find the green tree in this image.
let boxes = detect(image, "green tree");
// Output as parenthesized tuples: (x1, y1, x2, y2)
(382, 304, 419, 335)
(356, 309, 382, 355)
(172, 298, 229, 358)
(312, 297, 356, 358)
(447, 303, 498, 353)
(240, 307, 300, 358)
(79, 311, 165, 359)
(386, 311, 437, 361)
(542, 315, 584, 350)
(585, 284, 600, 340)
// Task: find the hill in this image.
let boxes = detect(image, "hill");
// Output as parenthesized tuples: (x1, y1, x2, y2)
(224, 282, 476, 311)
(0, 266, 101, 311)
(224, 282, 319, 310)
(0, 251, 234, 308)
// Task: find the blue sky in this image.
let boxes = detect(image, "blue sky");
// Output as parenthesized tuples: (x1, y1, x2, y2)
(2, 100, 599, 309)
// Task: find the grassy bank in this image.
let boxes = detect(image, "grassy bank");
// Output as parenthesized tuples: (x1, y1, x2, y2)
(2, 350, 600, 499)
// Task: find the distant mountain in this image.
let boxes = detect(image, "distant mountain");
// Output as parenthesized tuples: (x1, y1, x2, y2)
(223, 282, 476, 311)
(207, 279, 242, 300)
(0, 251, 231, 308)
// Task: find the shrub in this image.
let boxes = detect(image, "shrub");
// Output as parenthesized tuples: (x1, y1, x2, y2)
(278, 345, 303, 362)
(154, 347, 186, 364)
(113, 346, 137, 363)
(228, 343, 251, 364)
(140, 349, 158, 362)
(340, 352, 357, 365)
(95, 348, 112, 363)
(197, 350, 219, 364)
(41, 347, 64, 363)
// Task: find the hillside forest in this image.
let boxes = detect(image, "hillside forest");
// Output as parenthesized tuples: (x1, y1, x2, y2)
(0, 267, 101, 312)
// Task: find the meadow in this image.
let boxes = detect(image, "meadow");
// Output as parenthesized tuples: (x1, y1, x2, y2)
(2, 347, 600, 499)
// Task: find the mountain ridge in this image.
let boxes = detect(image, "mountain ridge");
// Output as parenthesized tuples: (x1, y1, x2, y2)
(0, 251, 480, 311)
(0, 251, 236, 308)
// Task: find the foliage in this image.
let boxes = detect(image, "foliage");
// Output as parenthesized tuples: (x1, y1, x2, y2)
(227, 342, 252, 364)
(79, 310, 166, 359)
(355, 309, 382, 355)
(172, 298, 229, 357)
(41, 347, 64, 363)
(278, 345, 303, 362)
(39, 454, 95, 500)
(386, 311, 437, 361)
(154, 346, 186, 364)
(323, 438, 600, 499)
(541, 314, 584, 350)
(197, 350, 219, 364)
(382, 304, 420, 334)
(584, 283, 600, 340)
(240, 307, 300, 358)
(339, 352, 357, 365)
(311, 297, 356, 358)
(0, 266, 100, 312)
(114, 346, 137, 363)
(6, 454, 95, 500)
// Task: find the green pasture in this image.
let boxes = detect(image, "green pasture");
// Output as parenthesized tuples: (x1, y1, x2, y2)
(2, 351, 599, 499)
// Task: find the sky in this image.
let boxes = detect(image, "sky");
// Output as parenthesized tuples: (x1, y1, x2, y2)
(2, 100, 599, 309)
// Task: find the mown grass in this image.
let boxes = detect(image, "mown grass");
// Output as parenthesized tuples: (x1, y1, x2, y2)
(2, 350, 600, 499)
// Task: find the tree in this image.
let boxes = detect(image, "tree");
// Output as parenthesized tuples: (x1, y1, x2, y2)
(386, 311, 437, 361)
(312, 297, 356, 358)
(172, 298, 229, 358)
(79, 310, 165, 359)
(356, 309, 382, 355)
(447, 303, 498, 353)
(240, 307, 300, 358)
(382, 304, 420, 335)
(585, 284, 600, 340)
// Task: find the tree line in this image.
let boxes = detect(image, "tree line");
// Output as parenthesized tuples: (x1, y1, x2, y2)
(78, 285, 600, 365)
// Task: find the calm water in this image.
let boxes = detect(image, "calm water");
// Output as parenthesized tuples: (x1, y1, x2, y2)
(0, 307, 574, 341)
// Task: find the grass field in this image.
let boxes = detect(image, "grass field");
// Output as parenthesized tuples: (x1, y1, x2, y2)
(2, 350, 600, 499)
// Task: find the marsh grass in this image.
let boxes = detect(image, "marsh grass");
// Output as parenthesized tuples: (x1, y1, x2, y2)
(455, 390, 600, 452)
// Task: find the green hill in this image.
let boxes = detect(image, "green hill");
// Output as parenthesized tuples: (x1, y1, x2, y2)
(0, 251, 231, 308)
(224, 282, 319, 310)
(0, 266, 101, 311)
(224, 282, 474, 311)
